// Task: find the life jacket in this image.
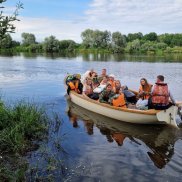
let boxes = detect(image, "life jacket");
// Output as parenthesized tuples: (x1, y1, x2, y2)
(112, 93, 127, 108)
(108, 80, 115, 88)
(139, 84, 152, 100)
(112, 133, 126, 146)
(152, 83, 169, 105)
(68, 80, 80, 94)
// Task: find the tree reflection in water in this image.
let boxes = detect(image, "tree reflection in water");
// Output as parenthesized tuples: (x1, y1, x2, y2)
(66, 100, 182, 169)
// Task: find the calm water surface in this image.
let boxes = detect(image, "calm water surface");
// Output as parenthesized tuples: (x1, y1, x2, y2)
(0, 53, 182, 181)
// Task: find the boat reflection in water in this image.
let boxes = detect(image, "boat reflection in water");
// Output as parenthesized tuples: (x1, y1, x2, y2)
(66, 99, 182, 169)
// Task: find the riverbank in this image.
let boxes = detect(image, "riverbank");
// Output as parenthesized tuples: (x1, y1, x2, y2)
(1, 46, 182, 56)
(0, 99, 61, 181)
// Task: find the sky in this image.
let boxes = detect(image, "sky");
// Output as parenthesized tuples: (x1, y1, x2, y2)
(3, 0, 182, 42)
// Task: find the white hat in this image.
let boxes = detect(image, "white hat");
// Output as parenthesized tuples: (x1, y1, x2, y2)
(109, 74, 115, 78)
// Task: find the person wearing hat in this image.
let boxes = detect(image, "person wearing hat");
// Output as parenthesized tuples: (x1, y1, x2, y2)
(99, 83, 115, 104)
(108, 74, 116, 88)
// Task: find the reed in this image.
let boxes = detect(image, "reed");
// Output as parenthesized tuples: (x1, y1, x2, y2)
(0, 101, 48, 154)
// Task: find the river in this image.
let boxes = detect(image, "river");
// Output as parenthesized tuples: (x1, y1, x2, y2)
(0, 53, 182, 181)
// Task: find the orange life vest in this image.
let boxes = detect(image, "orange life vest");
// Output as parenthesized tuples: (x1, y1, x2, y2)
(108, 80, 115, 88)
(68, 81, 80, 93)
(112, 133, 126, 146)
(139, 84, 152, 100)
(152, 83, 169, 105)
(112, 93, 127, 108)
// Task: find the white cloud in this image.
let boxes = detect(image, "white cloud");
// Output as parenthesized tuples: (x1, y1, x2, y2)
(12, 0, 182, 42)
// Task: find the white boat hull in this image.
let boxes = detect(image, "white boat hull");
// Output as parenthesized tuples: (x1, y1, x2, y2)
(69, 92, 178, 126)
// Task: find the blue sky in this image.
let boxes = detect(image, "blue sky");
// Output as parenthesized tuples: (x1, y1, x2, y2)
(4, 0, 182, 42)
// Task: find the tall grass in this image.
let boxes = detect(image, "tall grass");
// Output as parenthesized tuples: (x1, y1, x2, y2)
(0, 101, 48, 154)
(0, 99, 51, 181)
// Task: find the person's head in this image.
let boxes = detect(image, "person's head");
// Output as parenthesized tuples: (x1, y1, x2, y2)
(109, 74, 115, 82)
(115, 80, 121, 88)
(102, 68, 107, 76)
(86, 77, 92, 85)
(92, 72, 97, 77)
(101, 76, 108, 83)
(157, 75, 164, 83)
(140, 78, 148, 86)
(106, 83, 112, 92)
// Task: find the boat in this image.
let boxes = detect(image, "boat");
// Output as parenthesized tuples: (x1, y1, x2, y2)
(67, 91, 182, 127)
(66, 101, 182, 169)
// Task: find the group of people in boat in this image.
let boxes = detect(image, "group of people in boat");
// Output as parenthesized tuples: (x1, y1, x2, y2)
(66, 68, 176, 110)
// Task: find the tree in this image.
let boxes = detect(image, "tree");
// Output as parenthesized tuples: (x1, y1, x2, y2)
(81, 29, 94, 48)
(0, 33, 12, 48)
(127, 32, 143, 42)
(143, 32, 158, 42)
(111, 32, 126, 53)
(43, 35, 60, 52)
(21, 33, 36, 46)
(59, 40, 76, 51)
(125, 39, 140, 53)
(81, 29, 111, 48)
(0, 0, 23, 38)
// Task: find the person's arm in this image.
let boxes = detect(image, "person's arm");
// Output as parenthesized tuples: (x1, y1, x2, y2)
(67, 85, 71, 95)
(169, 89, 176, 104)
(99, 91, 108, 103)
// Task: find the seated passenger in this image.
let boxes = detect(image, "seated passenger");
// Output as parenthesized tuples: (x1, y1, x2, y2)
(136, 78, 152, 110)
(99, 83, 115, 104)
(67, 76, 83, 95)
(98, 68, 107, 83)
(108, 74, 116, 88)
(123, 87, 137, 104)
(83, 78, 99, 100)
(111, 80, 127, 108)
(148, 75, 176, 110)
(81, 69, 94, 84)
(100, 76, 108, 86)
(83, 78, 93, 96)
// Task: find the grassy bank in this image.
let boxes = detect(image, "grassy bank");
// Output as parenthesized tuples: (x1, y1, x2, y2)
(0, 99, 50, 181)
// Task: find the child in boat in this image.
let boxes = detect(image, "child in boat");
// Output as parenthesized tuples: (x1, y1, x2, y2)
(93, 76, 108, 94)
(110, 80, 127, 108)
(83, 77, 99, 100)
(99, 83, 115, 104)
(136, 78, 152, 110)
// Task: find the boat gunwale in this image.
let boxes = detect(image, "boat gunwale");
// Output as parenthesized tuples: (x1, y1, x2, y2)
(71, 91, 160, 116)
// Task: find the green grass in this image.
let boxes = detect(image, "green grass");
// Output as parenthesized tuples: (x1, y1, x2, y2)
(0, 101, 48, 154)
(0, 99, 51, 181)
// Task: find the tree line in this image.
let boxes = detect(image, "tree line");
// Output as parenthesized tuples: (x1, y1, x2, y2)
(1, 30, 182, 54)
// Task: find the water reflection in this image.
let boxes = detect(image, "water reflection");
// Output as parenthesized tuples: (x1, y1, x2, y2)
(66, 100, 182, 169)
(1, 52, 182, 62)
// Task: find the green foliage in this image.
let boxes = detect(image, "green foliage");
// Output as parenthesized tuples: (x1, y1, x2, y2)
(127, 32, 143, 42)
(43, 35, 60, 52)
(125, 39, 141, 53)
(1, 28, 182, 54)
(81, 29, 111, 49)
(143, 32, 158, 42)
(59, 40, 77, 51)
(0, 101, 48, 154)
(0, 0, 23, 38)
(0, 33, 12, 48)
(21, 32, 36, 46)
(111, 32, 126, 53)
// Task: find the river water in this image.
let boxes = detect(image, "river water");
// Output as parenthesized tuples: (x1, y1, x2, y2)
(0, 53, 182, 181)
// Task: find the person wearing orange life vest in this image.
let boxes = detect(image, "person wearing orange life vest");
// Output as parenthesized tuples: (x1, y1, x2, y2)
(111, 80, 127, 108)
(108, 74, 116, 88)
(138, 78, 153, 100)
(136, 78, 152, 110)
(67, 77, 83, 95)
(148, 75, 176, 110)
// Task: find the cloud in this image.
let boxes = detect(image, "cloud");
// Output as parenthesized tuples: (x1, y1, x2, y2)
(11, 0, 182, 42)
